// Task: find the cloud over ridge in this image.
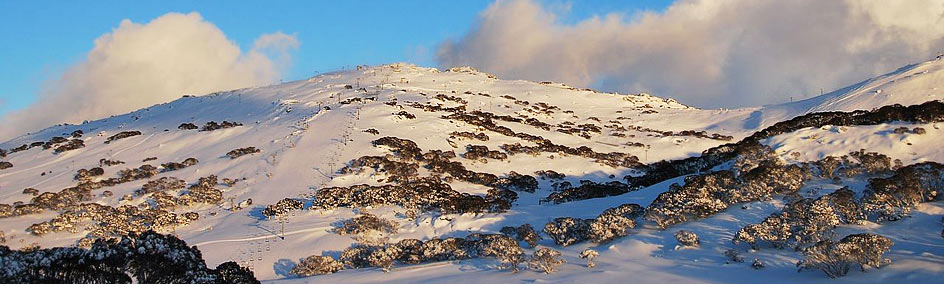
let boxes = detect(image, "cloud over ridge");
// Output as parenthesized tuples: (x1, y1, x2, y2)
(438, 0, 944, 108)
(0, 12, 298, 141)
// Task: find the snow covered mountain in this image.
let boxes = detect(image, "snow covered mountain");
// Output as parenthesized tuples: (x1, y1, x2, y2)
(2, 57, 944, 283)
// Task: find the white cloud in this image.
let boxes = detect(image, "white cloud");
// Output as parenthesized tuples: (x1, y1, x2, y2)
(438, 0, 944, 108)
(0, 12, 298, 140)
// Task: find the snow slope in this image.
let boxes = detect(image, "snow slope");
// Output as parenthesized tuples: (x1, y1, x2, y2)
(1, 57, 944, 283)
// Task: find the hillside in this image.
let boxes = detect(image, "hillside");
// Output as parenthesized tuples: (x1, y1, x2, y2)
(2, 58, 944, 283)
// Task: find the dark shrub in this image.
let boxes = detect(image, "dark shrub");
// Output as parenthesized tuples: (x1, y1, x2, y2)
(178, 123, 198, 130)
(226, 147, 261, 159)
(104, 131, 142, 144)
(54, 139, 85, 153)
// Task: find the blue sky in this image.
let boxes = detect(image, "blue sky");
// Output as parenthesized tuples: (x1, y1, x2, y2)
(0, 0, 673, 118)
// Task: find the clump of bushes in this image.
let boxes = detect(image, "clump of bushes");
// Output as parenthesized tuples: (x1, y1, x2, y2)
(22, 188, 39, 196)
(372, 137, 422, 159)
(262, 198, 304, 217)
(312, 178, 514, 214)
(464, 145, 507, 162)
(580, 249, 598, 268)
(53, 139, 85, 153)
(99, 159, 124, 167)
(500, 224, 542, 248)
(0, 231, 258, 283)
(339, 155, 419, 183)
(0, 161, 12, 170)
(178, 122, 198, 130)
(74, 167, 105, 182)
(622, 101, 944, 206)
(588, 203, 644, 243)
(861, 162, 944, 221)
(226, 147, 260, 159)
(674, 230, 700, 247)
(544, 217, 590, 246)
(644, 147, 806, 229)
(494, 171, 538, 192)
(542, 180, 631, 204)
(734, 187, 862, 249)
(333, 213, 398, 244)
(135, 177, 187, 196)
(176, 176, 223, 206)
(797, 233, 893, 278)
(450, 131, 488, 141)
(290, 255, 343, 276)
(104, 131, 142, 144)
(544, 203, 644, 246)
(200, 121, 242, 131)
(160, 157, 199, 172)
(529, 248, 565, 274)
(535, 170, 565, 180)
(325, 233, 524, 274)
(394, 111, 416, 119)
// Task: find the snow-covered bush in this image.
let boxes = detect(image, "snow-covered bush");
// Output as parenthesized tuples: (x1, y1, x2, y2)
(420, 237, 470, 261)
(529, 248, 565, 274)
(74, 167, 105, 182)
(0, 231, 257, 283)
(474, 234, 525, 272)
(735, 187, 863, 249)
(99, 158, 125, 167)
(200, 120, 242, 131)
(588, 203, 643, 243)
(135, 177, 186, 196)
(739, 164, 805, 200)
(862, 162, 944, 221)
(495, 171, 538, 192)
(53, 139, 85, 153)
(394, 238, 425, 264)
(542, 180, 631, 204)
(544, 217, 591, 246)
(849, 150, 893, 175)
(534, 170, 565, 180)
(226, 147, 261, 159)
(752, 258, 765, 269)
(464, 145, 507, 162)
(160, 157, 199, 172)
(22, 188, 39, 196)
(333, 213, 398, 244)
(340, 245, 379, 269)
(645, 170, 739, 229)
(262, 198, 305, 217)
(177, 176, 223, 206)
(339, 155, 419, 183)
(368, 245, 402, 272)
(674, 230, 700, 247)
(500, 224, 542, 248)
(724, 249, 744, 263)
(104, 131, 141, 144)
(580, 249, 598, 268)
(797, 233, 893, 278)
